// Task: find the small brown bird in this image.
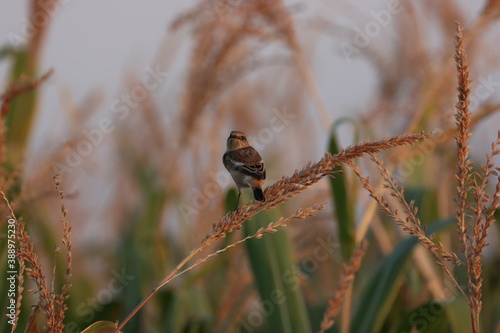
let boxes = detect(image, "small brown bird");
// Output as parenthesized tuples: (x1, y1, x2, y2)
(223, 131, 266, 209)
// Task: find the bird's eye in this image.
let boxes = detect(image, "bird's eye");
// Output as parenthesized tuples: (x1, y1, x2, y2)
(241, 136, 247, 141)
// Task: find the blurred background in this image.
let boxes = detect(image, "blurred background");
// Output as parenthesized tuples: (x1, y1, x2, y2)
(0, 0, 499, 332)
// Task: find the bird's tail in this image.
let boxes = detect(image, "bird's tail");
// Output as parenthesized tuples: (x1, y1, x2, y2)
(253, 187, 265, 202)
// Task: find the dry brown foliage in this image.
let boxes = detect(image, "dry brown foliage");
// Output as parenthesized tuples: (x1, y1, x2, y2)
(1, 176, 72, 333)
(318, 241, 368, 333)
(3, 1, 499, 332)
(453, 22, 500, 333)
(0, 69, 53, 118)
(346, 22, 500, 333)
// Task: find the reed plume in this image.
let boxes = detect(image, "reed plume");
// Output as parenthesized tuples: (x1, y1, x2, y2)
(346, 22, 499, 333)
(1, 176, 72, 332)
(453, 22, 500, 332)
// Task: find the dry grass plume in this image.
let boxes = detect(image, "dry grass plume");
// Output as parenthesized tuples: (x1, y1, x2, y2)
(347, 22, 499, 333)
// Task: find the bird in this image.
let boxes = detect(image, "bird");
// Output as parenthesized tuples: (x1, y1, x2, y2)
(223, 130, 266, 209)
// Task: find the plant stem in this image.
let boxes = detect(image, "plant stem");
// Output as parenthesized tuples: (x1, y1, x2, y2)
(114, 243, 211, 332)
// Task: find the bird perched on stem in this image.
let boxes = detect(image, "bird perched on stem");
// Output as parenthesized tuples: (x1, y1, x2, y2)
(223, 131, 266, 209)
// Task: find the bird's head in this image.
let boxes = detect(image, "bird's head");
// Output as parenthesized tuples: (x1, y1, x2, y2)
(227, 130, 250, 150)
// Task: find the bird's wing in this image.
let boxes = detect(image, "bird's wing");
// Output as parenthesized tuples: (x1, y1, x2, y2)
(224, 147, 266, 180)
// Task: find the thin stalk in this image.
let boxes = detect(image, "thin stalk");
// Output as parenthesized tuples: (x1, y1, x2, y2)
(114, 243, 211, 332)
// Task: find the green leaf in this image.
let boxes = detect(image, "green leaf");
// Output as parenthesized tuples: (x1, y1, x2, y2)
(444, 295, 472, 333)
(243, 207, 311, 333)
(80, 321, 118, 333)
(328, 129, 355, 261)
(4, 48, 39, 168)
(350, 218, 455, 333)
(397, 299, 448, 333)
(225, 188, 238, 212)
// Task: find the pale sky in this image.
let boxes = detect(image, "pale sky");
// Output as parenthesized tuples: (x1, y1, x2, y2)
(0, 0, 496, 170)
(1, 0, 492, 149)
(1, 0, 498, 243)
